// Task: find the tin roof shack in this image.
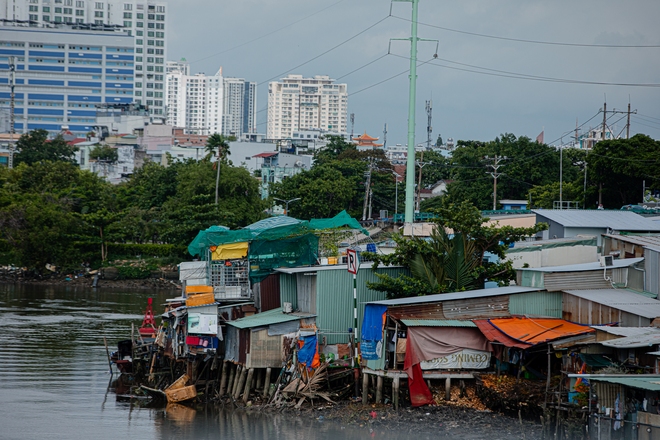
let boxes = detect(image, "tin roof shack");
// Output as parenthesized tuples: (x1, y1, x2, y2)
(563, 289, 660, 326)
(224, 308, 316, 403)
(579, 326, 660, 373)
(506, 236, 598, 269)
(532, 209, 660, 245)
(275, 263, 407, 365)
(359, 286, 566, 407)
(517, 258, 645, 291)
(569, 374, 660, 439)
(602, 234, 660, 297)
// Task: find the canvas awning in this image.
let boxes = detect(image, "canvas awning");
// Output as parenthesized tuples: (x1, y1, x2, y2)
(474, 316, 594, 348)
(211, 242, 248, 260)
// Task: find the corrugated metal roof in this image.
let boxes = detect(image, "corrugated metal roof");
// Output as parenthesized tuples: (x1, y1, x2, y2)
(603, 233, 660, 252)
(275, 262, 402, 274)
(588, 376, 660, 391)
(591, 326, 656, 337)
(523, 257, 643, 273)
(564, 289, 660, 319)
(533, 209, 660, 231)
(227, 308, 314, 329)
(401, 319, 477, 327)
(367, 286, 541, 306)
(600, 328, 660, 348)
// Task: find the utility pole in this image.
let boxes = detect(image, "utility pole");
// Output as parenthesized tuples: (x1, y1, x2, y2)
(8, 56, 16, 169)
(362, 164, 372, 221)
(486, 155, 505, 211)
(426, 99, 432, 150)
(626, 102, 631, 139)
(602, 101, 607, 141)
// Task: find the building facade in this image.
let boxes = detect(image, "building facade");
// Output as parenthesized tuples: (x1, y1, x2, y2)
(0, 20, 134, 135)
(222, 77, 256, 138)
(267, 74, 347, 140)
(165, 60, 222, 135)
(0, 0, 167, 117)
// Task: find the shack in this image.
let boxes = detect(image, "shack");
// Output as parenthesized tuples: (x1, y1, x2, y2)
(562, 289, 660, 326)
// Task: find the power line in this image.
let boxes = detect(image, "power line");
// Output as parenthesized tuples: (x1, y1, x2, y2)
(257, 15, 390, 86)
(348, 56, 436, 97)
(337, 54, 389, 80)
(391, 14, 660, 48)
(189, 0, 347, 64)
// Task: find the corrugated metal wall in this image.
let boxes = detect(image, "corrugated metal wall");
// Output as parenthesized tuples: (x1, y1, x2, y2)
(646, 249, 660, 296)
(296, 273, 317, 314)
(509, 291, 563, 317)
(279, 273, 298, 309)
(562, 292, 650, 326)
(247, 329, 282, 369)
(443, 295, 510, 319)
(258, 274, 281, 312)
(316, 267, 405, 345)
(544, 271, 612, 291)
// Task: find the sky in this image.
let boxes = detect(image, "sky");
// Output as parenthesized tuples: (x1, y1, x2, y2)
(168, 0, 660, 147)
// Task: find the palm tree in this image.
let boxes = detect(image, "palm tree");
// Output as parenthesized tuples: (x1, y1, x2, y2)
(205, 133, 233, 204)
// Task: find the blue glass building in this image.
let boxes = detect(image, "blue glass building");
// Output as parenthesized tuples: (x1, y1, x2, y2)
(0, 21, 134, 136)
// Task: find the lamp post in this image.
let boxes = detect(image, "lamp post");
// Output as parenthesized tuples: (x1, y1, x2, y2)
(273, 197, 301, 215)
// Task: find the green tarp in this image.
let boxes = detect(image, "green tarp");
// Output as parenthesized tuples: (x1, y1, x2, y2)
(309, 210, 369, 236)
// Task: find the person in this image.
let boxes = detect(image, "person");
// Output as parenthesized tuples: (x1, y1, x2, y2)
(598, 203, 604, 210)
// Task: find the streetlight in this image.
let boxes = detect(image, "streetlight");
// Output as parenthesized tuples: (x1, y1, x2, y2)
(273, 197, 301, 216)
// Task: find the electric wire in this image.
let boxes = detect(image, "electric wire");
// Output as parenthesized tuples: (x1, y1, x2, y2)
(391, 14, 660, 48)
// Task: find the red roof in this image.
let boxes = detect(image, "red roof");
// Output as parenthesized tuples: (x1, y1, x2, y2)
(253, 152, 278, 158)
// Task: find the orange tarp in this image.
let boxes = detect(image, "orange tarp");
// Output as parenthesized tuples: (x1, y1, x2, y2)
(475, 316, 594, 347)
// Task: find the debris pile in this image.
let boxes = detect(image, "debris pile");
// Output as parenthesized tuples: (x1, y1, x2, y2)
(476, 374, 546, 419)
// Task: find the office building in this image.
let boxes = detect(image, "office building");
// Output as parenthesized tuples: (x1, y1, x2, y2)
(267, 74, 347, 140)
(0, 20, 134, 135)
(0, 0, 168, 117)
(222, 77, 256, 138)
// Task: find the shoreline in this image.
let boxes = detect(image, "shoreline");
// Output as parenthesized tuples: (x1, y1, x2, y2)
(0, 274, 181, 291)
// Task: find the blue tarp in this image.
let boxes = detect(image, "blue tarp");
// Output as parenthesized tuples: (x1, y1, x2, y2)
(298, 334, 317, 369)
(361, 304, 387, 341)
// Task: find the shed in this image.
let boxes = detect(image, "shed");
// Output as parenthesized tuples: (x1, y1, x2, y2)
(506, 236, 598, 269)
(563, 289, 660, 326)
(517, 257, 644, 291)
(499, 199, 528, 210)
(533, 209, 660, 245)
(602, 234, 660, 297)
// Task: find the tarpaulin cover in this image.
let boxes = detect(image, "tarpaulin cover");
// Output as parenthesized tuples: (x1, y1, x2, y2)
(211, 242, 248, 260)
(484, 317, 594, 345)
(248, 233, 319, 283)
(404, 327, 492, 407)
(361, 304, 387, 341)
(360, 340, 382, 360)
(298, 334, 320, 369)
(309, 210, 369, 236)
(473, 320, 532, 349)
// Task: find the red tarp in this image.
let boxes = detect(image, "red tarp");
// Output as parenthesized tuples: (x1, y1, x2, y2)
(474, 317, 594, 347)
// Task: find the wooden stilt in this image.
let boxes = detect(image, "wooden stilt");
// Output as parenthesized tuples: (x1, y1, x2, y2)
(234, 367, 247, 399)
(232, 365, 243, 397)
(219, 361, 229, 397)
(393, 376, 400, 410)
(254, 369, 263, 391)
(445, 377, 451, 401)
(376, 375, 383, 403)
(263, 367, 272, 398)
(362, 371, 369, 405)
(243, 369, 254, 403)
(228, 365, 237, 397)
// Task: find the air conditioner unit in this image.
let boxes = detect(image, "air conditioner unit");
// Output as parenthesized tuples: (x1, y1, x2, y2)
(600, 255, 613, 267)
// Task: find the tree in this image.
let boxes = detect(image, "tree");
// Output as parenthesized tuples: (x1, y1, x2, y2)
(436, 134, 443, 146)
(89, 145, 118, 162)
(366, 201, 547, 298)
(313, 135, 356, 165)
(205, 133, 233, 205)
(14, 129, 78, 165)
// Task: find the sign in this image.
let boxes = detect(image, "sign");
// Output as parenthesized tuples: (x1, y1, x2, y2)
(420, 349, 491, 370)
(347, 248, 358, 274)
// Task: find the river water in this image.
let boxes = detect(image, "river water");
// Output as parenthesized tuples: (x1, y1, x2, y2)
(0, 283, 533, 440)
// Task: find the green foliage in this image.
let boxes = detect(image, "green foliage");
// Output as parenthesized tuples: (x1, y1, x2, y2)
(89, 144, 119, 162)
(204, 133, 233, 163)
(366, 201, 547, 298)
(14, 129, 78, 165)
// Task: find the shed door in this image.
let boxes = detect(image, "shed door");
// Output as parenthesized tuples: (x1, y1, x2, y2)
(296, 273, 317, 314)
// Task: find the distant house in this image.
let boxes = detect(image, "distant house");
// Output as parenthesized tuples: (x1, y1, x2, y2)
(533, 209, 660, 245)
(499, 199, 528, 210)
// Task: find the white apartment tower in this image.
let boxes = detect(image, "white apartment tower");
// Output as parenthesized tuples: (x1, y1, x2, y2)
(0, 0, 168, 117)
(222, 78, 256, 138)
(165, 60, 222, 135)
(267, 74, 347, 140)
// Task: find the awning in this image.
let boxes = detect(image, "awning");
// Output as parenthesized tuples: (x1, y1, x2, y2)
(211, 241, 248, 260)
(474, 316, 594, 348)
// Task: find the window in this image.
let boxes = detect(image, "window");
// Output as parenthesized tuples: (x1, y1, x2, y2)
(123, 21, 131, 27)
(135, 91, 141, 96)
(135, 56, 142, 62)
(43, 15, 50, 21)
(94, 19, 102, 24)
(65, 0, 72, 5)
(55, 16, 62, 22)
(136, 47, 142, 53)
(156, 14, 164, 21)
(123, 12, 132, 18)
(94, 11, 103, 17)
(124, 4, 132, 10)
(43, 6, 51, 12)
(136, 13, 143, 19)
(146, 57, 153, 63)
(155, 40, 164, 47)
(29, 5, 38, 11)
(147, 40, 154, 46)
(63, 8, 72, 14)
(155, 57, 163, 64)
(156, 6, 165, 12)
(136, 39, 143, 45)
(29, 14, 38, 20)
(95, 2, 104, 9)
(75, 18, 83, 23)
(147, 31, 154, 37)
(155, 23, 164, 29)
(55, 7, 62, 13)
(147, 48, 154, 54)
(136, 30, 143, 36)
(136, 21, 143, 27)
(155, 32, 164, 38)
(147, 22, 154, 28)
(75, 9, 83, 15)
(135, 82, 142, 88)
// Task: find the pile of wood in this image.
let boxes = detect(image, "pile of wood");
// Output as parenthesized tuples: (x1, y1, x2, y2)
(476, 374, 546, 419)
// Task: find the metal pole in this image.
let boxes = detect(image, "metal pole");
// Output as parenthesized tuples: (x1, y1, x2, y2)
(560, 137, 563, 209)
(404, 0, 419, 226)
(353, 271, 358, 397)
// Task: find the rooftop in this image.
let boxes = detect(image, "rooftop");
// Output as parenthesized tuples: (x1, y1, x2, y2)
(533, 209, 660, 232)
(367, 286, 540, 307)
(603, 233, 660, 253)
(521, 257, 643, 273)
(564, 289, 660, 319)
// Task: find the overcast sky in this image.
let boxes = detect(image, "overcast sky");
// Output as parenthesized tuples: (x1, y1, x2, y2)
(168, 0, 660, 146)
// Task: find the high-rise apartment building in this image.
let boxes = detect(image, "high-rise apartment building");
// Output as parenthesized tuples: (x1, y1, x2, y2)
(267, 74, 347, 140)
(0, 20, 134, 135)
(222, 77, 256, 138)
(0, 0, 167, 117)
(165, 60, 222, 135)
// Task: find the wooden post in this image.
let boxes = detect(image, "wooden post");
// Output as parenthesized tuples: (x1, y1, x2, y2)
(545, 346, 551, 408)
(227, 364, 236, 397)
(376, 375, 383, 403)
(263, 367, 272, 398)
(234, 366, 248, 399)
(445, 377, 451, 401)
(362, 371, 369, 404)
(243, 369, 254, 403)
(231, 365, 241, 397)
(254, 369, 263, 391)
(219, 361, 229, 397)
(393, 375, 400, 410)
